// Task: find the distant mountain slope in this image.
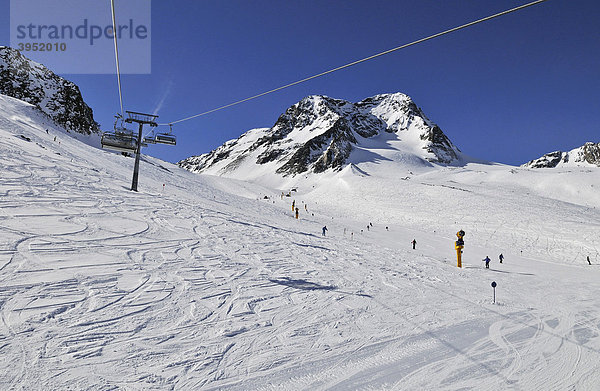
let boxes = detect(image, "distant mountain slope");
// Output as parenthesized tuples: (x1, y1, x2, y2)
(523, 142, 600, 168)
(179, 93, 462, 179)
(0, 46, 99, 135)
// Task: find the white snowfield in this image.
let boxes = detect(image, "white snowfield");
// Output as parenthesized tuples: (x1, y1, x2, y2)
(1, 93, 600, 390)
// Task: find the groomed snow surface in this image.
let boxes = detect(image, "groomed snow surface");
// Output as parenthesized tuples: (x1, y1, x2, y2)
(1, 94, 600, 390)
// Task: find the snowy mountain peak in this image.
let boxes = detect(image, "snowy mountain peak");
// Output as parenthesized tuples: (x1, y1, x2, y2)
(179, 93, 461, 181)
(523, 142, 600, 168)
(0, 46, 99, 135)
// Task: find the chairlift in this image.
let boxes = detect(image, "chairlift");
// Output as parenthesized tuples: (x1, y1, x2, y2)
(154, 133, 177, 145)
(143, 135, 157, 144)
(145, 124, 176, 146)
(101, 114, 138, 153)
(101, 132, 138, 153)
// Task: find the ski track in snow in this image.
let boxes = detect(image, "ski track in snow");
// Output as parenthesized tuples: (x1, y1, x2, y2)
(1, 95, 600, 389)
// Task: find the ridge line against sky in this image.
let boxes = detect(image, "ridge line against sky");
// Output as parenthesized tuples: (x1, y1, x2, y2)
(1, 0, 599, 166)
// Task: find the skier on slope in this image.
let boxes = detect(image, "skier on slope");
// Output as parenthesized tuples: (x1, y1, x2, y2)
(322, 226, 328, 236)
(483, 256, 491, 269)
(411, 239, 417, 250)
(499, 253, 504, 264)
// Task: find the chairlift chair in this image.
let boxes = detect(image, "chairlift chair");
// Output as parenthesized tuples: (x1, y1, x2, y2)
(143, 135, 157, 144)
(142, 131, 176, 145)
(154, 133, 177, 145)
(148, 124, 176, 146)
(101, 115, 137, 153)
(101, 131, 138, 153)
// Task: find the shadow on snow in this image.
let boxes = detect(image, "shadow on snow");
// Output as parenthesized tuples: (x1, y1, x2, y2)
(269, 277, 372, 298)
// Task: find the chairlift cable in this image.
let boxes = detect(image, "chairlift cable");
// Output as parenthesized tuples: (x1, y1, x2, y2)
(110, 0, 125, 117)
(158, 0, 549, 126)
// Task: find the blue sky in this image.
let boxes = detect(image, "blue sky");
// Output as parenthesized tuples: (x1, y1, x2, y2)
(2, 0, 599, 165)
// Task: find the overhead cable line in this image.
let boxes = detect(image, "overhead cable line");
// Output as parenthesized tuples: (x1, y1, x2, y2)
(110, 0, 124, 117)
(160, 0, 549, 126)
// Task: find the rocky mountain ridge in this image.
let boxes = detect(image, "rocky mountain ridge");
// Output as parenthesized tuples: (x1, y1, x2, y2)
(0, 46, 99, 135)
(523, 142, 600, 168)
(179, 93, 462, 178)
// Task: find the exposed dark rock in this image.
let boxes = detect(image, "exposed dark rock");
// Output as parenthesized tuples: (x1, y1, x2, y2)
(276, 117, 357, 175)
(524, 151, 564, 168)
(179, 93, 462, 176)
(0, 46, 99, 135)
(580, 142, 600, 166)
(523, 142, 600, 168)
(420, 125, 459, 164)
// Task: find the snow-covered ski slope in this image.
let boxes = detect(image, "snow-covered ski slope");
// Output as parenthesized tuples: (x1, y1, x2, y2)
(1, 93, 600, 390)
